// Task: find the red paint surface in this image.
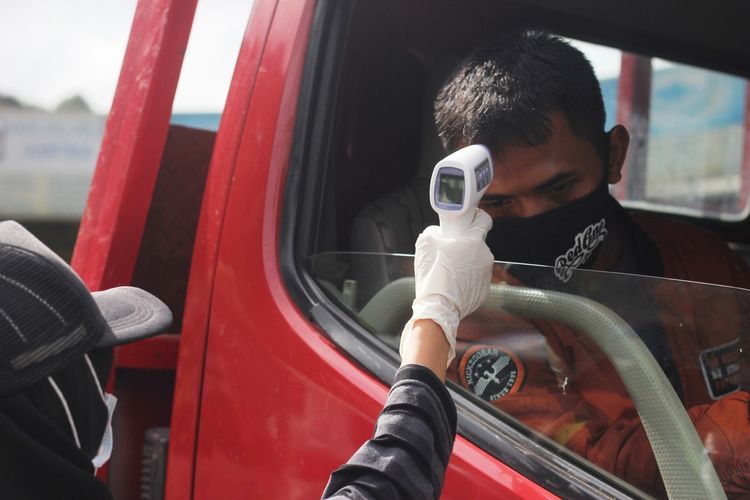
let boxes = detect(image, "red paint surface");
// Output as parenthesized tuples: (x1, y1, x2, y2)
(72, 0, 198, 291)
(115, 334, 180, 370)
(70, 0, 198, 495)
(165, 0, 282, 497)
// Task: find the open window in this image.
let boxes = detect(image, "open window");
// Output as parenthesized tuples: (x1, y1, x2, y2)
(571, 40, 750, 221)
(282, 0, 750, 498)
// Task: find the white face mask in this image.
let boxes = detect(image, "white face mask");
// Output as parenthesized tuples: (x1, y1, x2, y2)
(92, 391, 117, 470)
(47, 354, 118, 473)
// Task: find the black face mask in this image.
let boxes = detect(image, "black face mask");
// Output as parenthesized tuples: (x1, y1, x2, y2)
(486, 179, 613, 282)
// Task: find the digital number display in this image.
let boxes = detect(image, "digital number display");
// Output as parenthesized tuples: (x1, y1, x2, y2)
(474, 159, 491, 191)
(438, 173, 464, 205)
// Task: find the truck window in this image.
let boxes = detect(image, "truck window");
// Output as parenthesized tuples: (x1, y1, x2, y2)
(284, 1, 750, 497)
(306, 253, 750, 499)
(627, 60, 748, 220)
(573, 40, 750, 221)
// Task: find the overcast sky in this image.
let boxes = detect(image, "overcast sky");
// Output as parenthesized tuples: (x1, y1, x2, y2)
(1, 1, 633, 115)
(0, 0, 254, 114)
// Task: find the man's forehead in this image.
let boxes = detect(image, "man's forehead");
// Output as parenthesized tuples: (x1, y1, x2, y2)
(486, 159, 577, 197)
(486, 116, 601, 193)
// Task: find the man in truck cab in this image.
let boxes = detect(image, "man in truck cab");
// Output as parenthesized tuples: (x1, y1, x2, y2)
(433, 30, 750, 496)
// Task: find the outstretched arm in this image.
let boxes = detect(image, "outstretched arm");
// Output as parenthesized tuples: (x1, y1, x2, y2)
(322, 210, 494, 499)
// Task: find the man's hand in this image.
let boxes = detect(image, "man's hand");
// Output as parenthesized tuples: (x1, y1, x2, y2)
(400, 209, 494, 367)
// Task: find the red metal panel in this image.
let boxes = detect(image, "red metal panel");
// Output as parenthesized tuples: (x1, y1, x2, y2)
(164, 0, 282, 498)
(71, 0, 198, 291)
(190, 0, 555, 497)
(69, 0, 198, 494)
(614, 53, 652, 201)
(114, 334, 180, 370)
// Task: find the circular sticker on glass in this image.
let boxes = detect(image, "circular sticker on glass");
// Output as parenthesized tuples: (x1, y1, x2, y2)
(459, 346, 525, 402)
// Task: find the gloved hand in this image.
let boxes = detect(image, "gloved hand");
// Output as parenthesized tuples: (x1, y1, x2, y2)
(400, 209, 494, 366)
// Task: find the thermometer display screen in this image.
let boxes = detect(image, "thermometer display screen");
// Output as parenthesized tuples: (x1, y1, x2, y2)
(438, 174, 464, 205)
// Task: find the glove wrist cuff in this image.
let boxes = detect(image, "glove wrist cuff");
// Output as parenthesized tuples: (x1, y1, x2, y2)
(401, 297, 460, 366)
(410, 296, 460, 339)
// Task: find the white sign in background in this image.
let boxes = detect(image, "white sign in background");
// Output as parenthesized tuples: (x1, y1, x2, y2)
(0, 112, 105, 220)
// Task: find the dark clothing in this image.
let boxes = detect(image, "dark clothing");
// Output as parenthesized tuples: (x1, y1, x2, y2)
(323, 365, 457, 500)
(0, 350, 113, 500)
(610, 199, 664, 277)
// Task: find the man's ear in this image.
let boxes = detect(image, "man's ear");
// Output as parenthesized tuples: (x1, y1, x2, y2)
(606, 125, 629, 184)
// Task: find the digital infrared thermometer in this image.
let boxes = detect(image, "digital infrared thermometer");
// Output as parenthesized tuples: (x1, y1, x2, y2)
(429, 144, 494, 238)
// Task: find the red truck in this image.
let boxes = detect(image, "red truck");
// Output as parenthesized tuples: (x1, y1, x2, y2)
(70, 0, 750, 498)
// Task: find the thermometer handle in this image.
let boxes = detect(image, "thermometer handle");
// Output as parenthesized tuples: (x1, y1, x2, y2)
(439, 210, 476, 239)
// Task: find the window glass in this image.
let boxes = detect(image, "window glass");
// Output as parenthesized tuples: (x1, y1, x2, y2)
(310, 9, 750, 495)
(643, 61, 747, 217)
(571, 39, 749, 220)
(308, 252, 750, 499)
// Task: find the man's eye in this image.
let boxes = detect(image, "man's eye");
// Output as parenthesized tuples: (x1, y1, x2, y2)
(546, 182, 570, 195)
(479, 198, 513, 218)
(480, 198, 511, 209)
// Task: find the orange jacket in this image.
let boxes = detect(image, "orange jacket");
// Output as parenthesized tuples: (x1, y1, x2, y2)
(451, 213, 750, 497)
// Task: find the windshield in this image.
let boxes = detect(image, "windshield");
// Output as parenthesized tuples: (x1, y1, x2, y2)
(307, 252, 749, 499)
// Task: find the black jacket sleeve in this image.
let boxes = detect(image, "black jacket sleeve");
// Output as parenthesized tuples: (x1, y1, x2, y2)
(322, 364, 457, 500)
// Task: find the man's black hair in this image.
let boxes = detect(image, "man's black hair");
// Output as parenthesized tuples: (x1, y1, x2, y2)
(434, 30, 607, 159)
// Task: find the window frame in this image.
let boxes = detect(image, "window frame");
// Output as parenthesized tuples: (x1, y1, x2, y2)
(611, 51, 750, 222)
(560, 32, 750, 241)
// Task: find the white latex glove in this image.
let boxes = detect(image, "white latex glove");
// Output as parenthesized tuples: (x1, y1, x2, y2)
(400, 209, 494, 366)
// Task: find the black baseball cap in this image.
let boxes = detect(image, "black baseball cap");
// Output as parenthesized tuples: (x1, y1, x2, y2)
(0, 221, 172, 397)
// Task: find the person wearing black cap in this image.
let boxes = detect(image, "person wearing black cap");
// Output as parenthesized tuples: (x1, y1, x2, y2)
(0, 220, 173, 500)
